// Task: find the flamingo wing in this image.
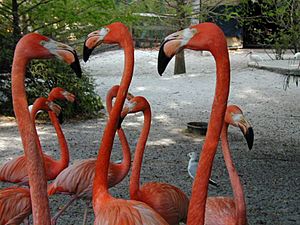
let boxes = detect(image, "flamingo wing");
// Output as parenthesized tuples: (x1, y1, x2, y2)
(205, 197, 236, 225)
(0, 156, 28, 183)
(0, 187, 31, 225)
(94, 198, 169, 225)
(48, 159, 96, 197)
(138, 182, 189, 225)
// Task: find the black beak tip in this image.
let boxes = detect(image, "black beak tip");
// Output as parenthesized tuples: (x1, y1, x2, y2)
(83, 41, 94, 62)
(245, 127, 254, 150)
(157, 41, 172, 76)
(70, 51, 82, 78)
(58, 111, 64, 124)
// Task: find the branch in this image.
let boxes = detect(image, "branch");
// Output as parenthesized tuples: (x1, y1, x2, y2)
(31, 19, 63, 32)
(18, 0, 28, 6)
(0, 3, 12, 14)
(0, 7, 12, 15)
(164, 0, 177, 9)
(19, 0, 53, 16)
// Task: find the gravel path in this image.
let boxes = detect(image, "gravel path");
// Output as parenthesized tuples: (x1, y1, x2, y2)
(0, 48, 299, 224)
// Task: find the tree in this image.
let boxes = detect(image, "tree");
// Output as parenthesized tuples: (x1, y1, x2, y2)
(0, 0, 135, 117)
(236, 0, 300, 58)
(130, 0, 230, 75)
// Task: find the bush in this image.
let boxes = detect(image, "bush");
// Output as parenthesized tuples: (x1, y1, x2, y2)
(0, 59, 103, 120)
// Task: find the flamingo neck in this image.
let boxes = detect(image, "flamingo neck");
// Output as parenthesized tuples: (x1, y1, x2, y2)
(110, 128, 131, 186)
(187, 44, 230, 225)
(48, 111, 69, 171)
(221, 124, 247, 224)
(93, 34, 134, 203)
(105, 86, 131, 187)
(11, 49, 51, 224)
(31, 105, 45, 153)
(129, 106, 151, 200)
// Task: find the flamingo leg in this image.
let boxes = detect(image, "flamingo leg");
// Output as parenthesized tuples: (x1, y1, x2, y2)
(51, 195, 78, 225)
(82, 201, 91, 225)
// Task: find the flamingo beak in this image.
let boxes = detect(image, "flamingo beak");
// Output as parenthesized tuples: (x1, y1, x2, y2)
(83, 28, 110, 62)
(62, 91, 75, 103)
(41, 40, 82, 78)
(158, 28, 197, 75)
(70, 52, 82, 78)
(237, 117, 254, 150)
(58, 111, 64, 124)
(48, 102, 62, 117)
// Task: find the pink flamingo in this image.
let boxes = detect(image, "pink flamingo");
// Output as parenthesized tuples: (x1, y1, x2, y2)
(0, 88, 74, 184)
(157, 23, 230, 224)
(11, 32, 81, 224)
(0, 186, 31, 225)
(120, 95, 190, 225)
(0, 97, 63, 224)
(47, 85, 132, 225)
(204, 104, 253, 225)
(83, 22, 168, 224)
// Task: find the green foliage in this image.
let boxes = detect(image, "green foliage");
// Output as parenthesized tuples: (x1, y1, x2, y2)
(237, 0, 300, 55)
(27, 60, 103, 120)
(0, 0, 139, 119)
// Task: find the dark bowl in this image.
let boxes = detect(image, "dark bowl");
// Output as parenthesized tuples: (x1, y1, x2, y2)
(187, 122, 208, 135)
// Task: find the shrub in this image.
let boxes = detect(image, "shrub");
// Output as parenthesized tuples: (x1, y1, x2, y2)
(0, 59, 103, 120)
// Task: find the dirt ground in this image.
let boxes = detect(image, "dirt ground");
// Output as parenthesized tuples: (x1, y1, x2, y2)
(0, 49, 299, 224)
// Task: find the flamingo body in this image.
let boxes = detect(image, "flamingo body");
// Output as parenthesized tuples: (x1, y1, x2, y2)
(136, 182, 189, 224)
(94, 197, 169, 225)
(0, 90, 72, 184)
(120, 96, 189, 225)
(48, 85, 133, 224)
(11, 32, 81, 224)
(204, 197, 237, 225)
(48, 158, 130, 197)
(84, 22, 168, 225)
(0, 187, 31, 225)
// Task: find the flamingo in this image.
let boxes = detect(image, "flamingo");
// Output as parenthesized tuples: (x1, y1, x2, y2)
(204, 104, 253, 225)
(120, 95, 189, 225)
(47, 85, 132, 225)
(0, 97, 65, 224)
(0, 88, 74, 184)
(157, 23, 230, 224)
(11, 32, 81, 224)
(83, 22, 168, 224)
(0, 186, 31, 225)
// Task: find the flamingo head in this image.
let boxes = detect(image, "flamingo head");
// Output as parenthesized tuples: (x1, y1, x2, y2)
(117, 96, 150, 128)
(83, 22, 130, 62)
(225, 105, 254, 150)
(29, 97, 61, 117)
(48, 87, 75, 102)
(18, 33, 82, 77)
(158, 22, 226, 75)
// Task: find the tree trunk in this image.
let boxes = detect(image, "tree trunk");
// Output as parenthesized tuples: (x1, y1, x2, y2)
(173, 0, 187, 75)
(174, 50, 186, 75)
(12, 0, 21, 45)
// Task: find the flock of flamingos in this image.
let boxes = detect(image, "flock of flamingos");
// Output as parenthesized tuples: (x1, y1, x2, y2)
(0, 21, 255, 225)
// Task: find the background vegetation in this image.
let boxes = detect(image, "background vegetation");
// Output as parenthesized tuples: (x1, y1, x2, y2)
(1, 0, 299, 117)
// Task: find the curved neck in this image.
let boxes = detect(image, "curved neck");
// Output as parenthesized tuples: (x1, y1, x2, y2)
(221, 124, 247, 225)
(187, 42, 230, 224)
(31, 105, 44, 152)
(111, 128, 131, 185)
(93, 33, 134, 202)
(129, 107, 151, 199)
(11, 48, 51, 224)
(48, 111, 69, 170)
